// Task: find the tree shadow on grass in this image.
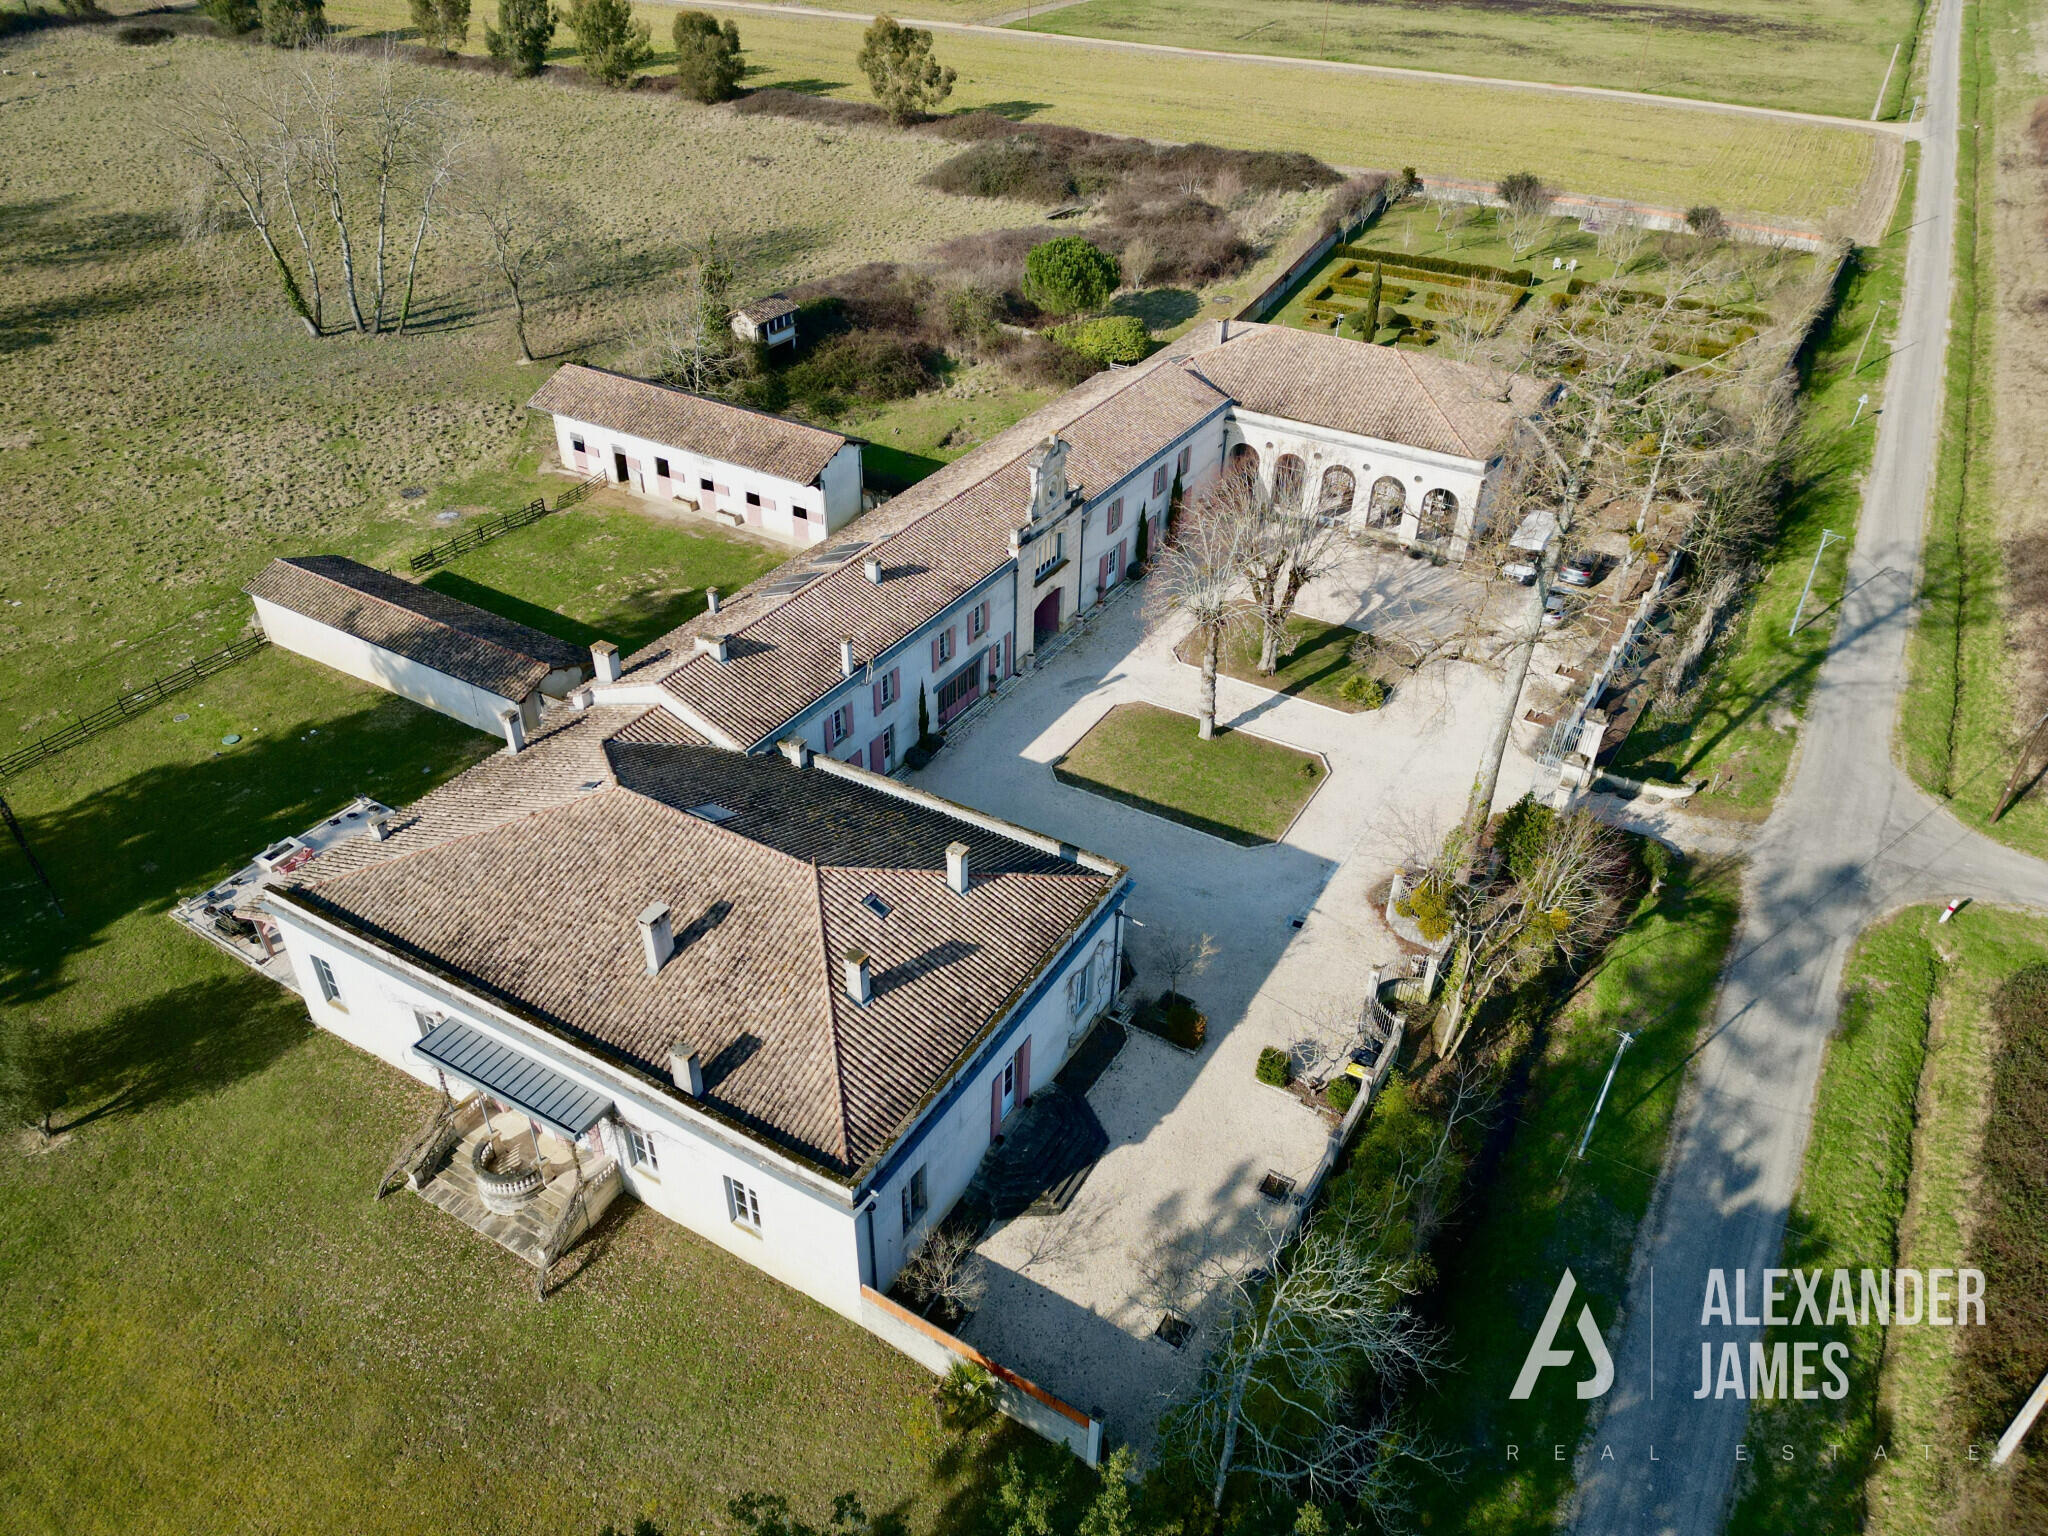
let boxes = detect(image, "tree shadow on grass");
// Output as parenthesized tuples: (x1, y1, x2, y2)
(422, 571, 606, 650)
(0, 688, 487, 1017)
(51, 974, 313, 1134)
(0, 283, 165, 356)
(1108, 288, 1201, 330)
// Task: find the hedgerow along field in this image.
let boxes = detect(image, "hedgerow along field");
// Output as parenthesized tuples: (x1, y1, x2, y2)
(1011, 0, 1925, 122)
(0, 22, 1050, 738)
(320, 0, 1899, 234)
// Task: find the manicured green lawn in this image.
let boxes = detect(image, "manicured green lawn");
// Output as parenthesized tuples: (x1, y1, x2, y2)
(422, 499, 788, 654)
(1051, 702, 1327, 846)
(1603, 150, 1920, 816)
(1727, 904, 2048, 1535)
(1174, 616, 1386, 713)
(1410, 850, 1741, 1533)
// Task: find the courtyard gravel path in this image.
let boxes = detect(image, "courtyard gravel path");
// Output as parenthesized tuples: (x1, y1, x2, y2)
(916, 573, 1532, 1455)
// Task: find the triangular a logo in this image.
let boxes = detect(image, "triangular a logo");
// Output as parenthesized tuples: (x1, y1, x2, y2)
(1510, 1268, 1614, 1400)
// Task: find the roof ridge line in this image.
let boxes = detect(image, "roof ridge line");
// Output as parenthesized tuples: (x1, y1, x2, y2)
(811, 858, 861, 1165)
(544, 361, 848, 448)
(304, 775, 620, 890)
(1393, 347, 1477, 457)
(285, 559, 564, 672)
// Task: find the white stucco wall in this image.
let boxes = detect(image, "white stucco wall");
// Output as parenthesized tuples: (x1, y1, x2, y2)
(253, 596, 532, 737)
(550, 414, 857, 548)
(778, 568, 1019, 764)
(266, 902, 870, 1318)
(1223, 409, 1494, 556)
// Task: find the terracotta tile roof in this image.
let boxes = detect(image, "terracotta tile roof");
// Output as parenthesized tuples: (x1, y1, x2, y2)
(281, 708, 1119, 1181)
(245, 556, 586, 699)
(623, 346, 1232, 746)
(1185, 323, 1549, 460)
(734, 294, 799, 324)
(527, 364, 848, 486)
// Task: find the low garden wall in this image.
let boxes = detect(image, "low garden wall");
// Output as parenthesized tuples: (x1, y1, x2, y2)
(857, 1285, 1105, 1466)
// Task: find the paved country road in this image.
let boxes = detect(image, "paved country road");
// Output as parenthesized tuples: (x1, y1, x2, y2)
(1570, 0, 2048, 1530)
(675, 0, 1920, 139)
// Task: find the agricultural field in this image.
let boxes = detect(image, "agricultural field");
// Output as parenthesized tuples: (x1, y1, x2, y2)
(1011, 0, 1924, 121)
(317, 0, 1898, 233)
(0, 22, 1044, 737)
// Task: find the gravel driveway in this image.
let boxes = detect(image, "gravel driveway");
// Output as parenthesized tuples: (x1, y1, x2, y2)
(914, 561, 1532, 1456)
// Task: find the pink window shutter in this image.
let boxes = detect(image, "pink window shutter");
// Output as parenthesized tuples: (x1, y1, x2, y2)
(872, 681, 883, 713)
(1015, 1038, 1032, 1101)
(889, 667, 900, 701)
(931, 635, 941, 669)
(989, 1075, 1003, 1139)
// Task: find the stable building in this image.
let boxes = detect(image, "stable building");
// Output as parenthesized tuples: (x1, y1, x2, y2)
(245, 556, 588, 737)
(529, 364, 864, 548)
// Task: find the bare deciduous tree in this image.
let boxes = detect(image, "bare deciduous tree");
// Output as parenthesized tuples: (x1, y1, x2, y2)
(1155, 926, 1218, 1005)
(638, 243, 744, 397)
(1148, 491, 1250, 739)
(897, 1221, 986, 1319)
(1208, 467, 1347, 676)
(447, 139, 573, 363)
(1433, 800, 1632, 1057)
(165, 72, 321, 336)
(1162, 1206, 1447, 1512)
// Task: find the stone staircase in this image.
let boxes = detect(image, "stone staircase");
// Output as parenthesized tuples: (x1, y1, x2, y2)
(965, 1084, 1110, 1221)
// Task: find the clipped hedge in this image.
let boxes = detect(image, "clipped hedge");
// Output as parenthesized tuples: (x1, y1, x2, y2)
(1329, 277, 1414, 304)
(1336, 243, 1536, 287)
(1326, 1075, 1359, 1112)
(1256, 1046, 1293, 1087)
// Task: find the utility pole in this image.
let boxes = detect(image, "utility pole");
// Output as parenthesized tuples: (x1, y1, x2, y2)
(1789, 528, 1845, 638)
(1871, 41, 1901, 121)
(1850, 391, 1870, 429)
(0, 792, 63, 918)
(1853, 299, 1886, 374)
(1571, 1029, 1636, 1168)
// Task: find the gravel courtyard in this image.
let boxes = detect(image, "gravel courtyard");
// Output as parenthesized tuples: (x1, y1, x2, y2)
(914, 552, 1535, 1457)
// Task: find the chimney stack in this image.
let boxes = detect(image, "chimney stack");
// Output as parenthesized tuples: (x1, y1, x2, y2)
(778, 737, 812, 769)
(670, 1046, 704, 1096)
(842, 947, 873, 1006)
(864, 557, 883, 584)
(639, 902, 675, 976)
(945, 841, 971, 895)
(591, 641, 621, 684)
(1219, 316, 1231, 343)
(498, 706, 527, 756)
(840, 638, 857, 678)
(695, 633, 730, 663)
(706, 587, 721, 614)
(368, 813, 393, 842)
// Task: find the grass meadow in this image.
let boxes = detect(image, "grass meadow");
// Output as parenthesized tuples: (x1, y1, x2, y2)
(1726, 906, 2048, 1536)
(1012, 0, 1924, 121)
(316, 0, 1898, 233)
(0, 22, 1040, 736)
